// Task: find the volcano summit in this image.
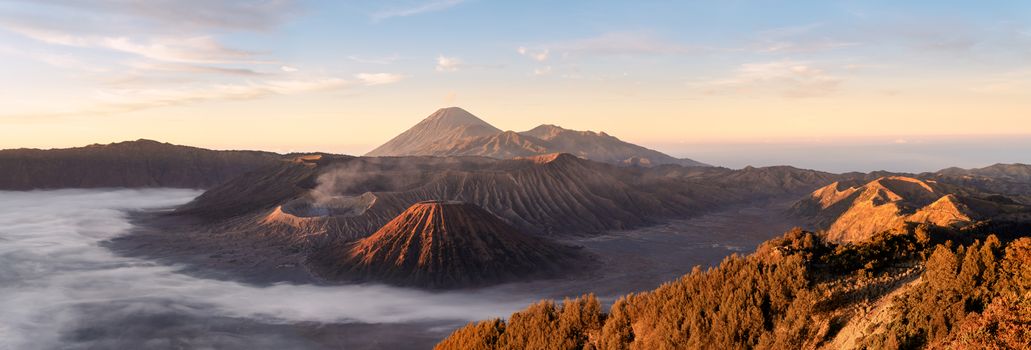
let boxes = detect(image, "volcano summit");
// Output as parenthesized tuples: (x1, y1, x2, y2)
(366, 107, 707, 167)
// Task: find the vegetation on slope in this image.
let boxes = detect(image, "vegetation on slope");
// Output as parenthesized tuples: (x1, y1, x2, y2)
(436, 224, 1031, 349)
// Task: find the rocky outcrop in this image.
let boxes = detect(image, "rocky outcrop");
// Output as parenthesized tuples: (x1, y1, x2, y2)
(309, 200, 584, 288)
(794, 176, 1031, 242)
(0, 139, 283, 190)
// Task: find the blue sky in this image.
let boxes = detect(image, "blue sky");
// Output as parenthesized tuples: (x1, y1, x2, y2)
(0, 1, 1029, 171)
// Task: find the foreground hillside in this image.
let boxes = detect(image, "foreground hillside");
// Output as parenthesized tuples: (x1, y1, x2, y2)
(436, 223, 1031, 349)
(0, 139, 282, 190)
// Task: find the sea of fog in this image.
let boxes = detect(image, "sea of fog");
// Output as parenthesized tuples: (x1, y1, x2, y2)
(0, 189, 535, 349)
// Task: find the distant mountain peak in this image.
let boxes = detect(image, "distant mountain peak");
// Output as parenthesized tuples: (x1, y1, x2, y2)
(366, 107, 708, 167)
(523, 124, 612, 140)
(365, 107, 502, 157)
(523, 124, 568, 139)
(424, 106, 495, 127)
(525, 123, 565, 133)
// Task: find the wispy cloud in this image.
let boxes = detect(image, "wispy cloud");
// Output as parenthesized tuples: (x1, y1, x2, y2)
(970, 68, 1031, 95)
(528, 25, 859, 62)
(433, 55, 503, 72)
(0, 44, 108, 72)
(518, 47, 552, 75)
(751, 23, 859, 53)
(517, 47, 549, 62)
(848, 19, 981, 56)
(355, 73, 406, 85)
(346, 54, 401, 65)
(548, 31, 718, 56)
(4, 23, 257, 64)
(7, 78, 352, 119)
(127, 61, 264, 76)
(697, 60, 843, 98)
(5, 69, 408, 119)
(907, 31, 978, 53)
(371, 0, 465, 21)
(435, 55, 463, 72)
(103, 36, 256, 63)
(0, 0, 408, 117)
(14, 0, 298, 32)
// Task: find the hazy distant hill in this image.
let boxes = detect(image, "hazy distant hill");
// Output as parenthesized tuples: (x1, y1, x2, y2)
(935, 163, 1031, 182)
(366, 107, 708, 167)
(0, 139, 282, 190)
(927, 163, 1031, 204)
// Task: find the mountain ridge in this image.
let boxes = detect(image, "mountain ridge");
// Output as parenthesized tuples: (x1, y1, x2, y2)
(793, 175, 1031, 242)
(0, 139, 284, 190)
(365, 107, 708, 167)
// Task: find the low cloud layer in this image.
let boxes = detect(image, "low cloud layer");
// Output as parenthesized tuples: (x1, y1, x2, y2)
(0, 189, 532, 349)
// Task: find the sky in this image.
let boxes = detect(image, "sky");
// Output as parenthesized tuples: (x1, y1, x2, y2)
(0, 0, 1029, 172)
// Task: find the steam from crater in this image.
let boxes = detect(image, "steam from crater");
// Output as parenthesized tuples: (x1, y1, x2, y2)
(311, 160, 424, 204)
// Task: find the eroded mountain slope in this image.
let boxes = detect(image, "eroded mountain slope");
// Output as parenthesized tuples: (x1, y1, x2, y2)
(179, 154, 837, 245)
(308, 200, 586, 288)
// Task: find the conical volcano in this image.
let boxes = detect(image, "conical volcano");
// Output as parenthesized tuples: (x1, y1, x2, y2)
(311, 200, 584, 288)
(365, 107, 503, 157)
(364, 106, 709, 167)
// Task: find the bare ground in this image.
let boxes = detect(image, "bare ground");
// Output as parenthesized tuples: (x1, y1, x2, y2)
(105, 196, 804, 349)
